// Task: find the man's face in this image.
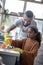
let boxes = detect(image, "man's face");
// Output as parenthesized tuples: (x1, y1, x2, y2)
(23, 14, 32, 26)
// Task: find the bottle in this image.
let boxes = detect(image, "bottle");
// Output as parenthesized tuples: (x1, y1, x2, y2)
(15, 32, 18, 40)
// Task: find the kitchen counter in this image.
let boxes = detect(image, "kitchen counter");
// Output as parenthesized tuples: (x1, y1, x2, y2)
(0, 48, 20, 56)
(0, 48, 20, 65)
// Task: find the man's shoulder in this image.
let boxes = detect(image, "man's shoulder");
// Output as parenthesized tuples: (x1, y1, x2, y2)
(15, 18, 22, 22)
(13, 18, 23, 26)
(30, 20, 37, 27)
(32, 20, 36, 24)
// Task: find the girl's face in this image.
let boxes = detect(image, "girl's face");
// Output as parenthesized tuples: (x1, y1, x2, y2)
(27, 28, 36, 39)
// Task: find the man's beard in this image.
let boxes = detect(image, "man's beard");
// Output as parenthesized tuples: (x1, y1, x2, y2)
(23, 22, 31, 27)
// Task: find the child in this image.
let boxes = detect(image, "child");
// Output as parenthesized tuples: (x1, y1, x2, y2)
(11, 26, 41, 65)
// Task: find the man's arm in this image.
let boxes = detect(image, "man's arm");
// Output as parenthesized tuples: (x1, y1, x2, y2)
(7, 24, 16, 33)
(7, 19, 21, 33)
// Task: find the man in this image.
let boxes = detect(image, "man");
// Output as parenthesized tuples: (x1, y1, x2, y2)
(7, 11, 37, 39)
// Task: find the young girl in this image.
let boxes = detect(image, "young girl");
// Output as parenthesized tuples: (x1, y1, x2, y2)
(11, 26, 41, 65)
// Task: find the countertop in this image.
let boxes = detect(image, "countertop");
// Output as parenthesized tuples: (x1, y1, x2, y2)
(0, 48, 20, 57)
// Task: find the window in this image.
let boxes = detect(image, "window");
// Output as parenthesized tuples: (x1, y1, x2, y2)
(26, 2, 43, 19)
(5, 0, 24, 13)
(35, 0, 41, 2)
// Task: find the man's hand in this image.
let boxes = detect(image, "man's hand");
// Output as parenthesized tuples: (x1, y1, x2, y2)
(7, 28, 10, 33)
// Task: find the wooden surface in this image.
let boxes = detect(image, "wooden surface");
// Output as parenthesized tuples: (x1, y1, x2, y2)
(0, 12, 43, 21)
(19, 0, 43, 4)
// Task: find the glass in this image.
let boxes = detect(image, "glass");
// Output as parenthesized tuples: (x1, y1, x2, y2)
(5, 0, 24, 13)
(26, 2, 43, 19)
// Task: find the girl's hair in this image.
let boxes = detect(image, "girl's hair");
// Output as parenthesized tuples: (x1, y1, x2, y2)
(30, 26, 41, 47)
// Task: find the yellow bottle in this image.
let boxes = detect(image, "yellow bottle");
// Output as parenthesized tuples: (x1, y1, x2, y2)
(4, 33, 10, 45)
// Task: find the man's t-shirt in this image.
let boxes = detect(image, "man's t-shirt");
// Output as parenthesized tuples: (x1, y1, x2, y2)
(13, 19, 37, 39)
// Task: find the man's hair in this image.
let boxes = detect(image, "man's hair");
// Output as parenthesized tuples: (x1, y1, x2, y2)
(25, 11, 33, 18)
